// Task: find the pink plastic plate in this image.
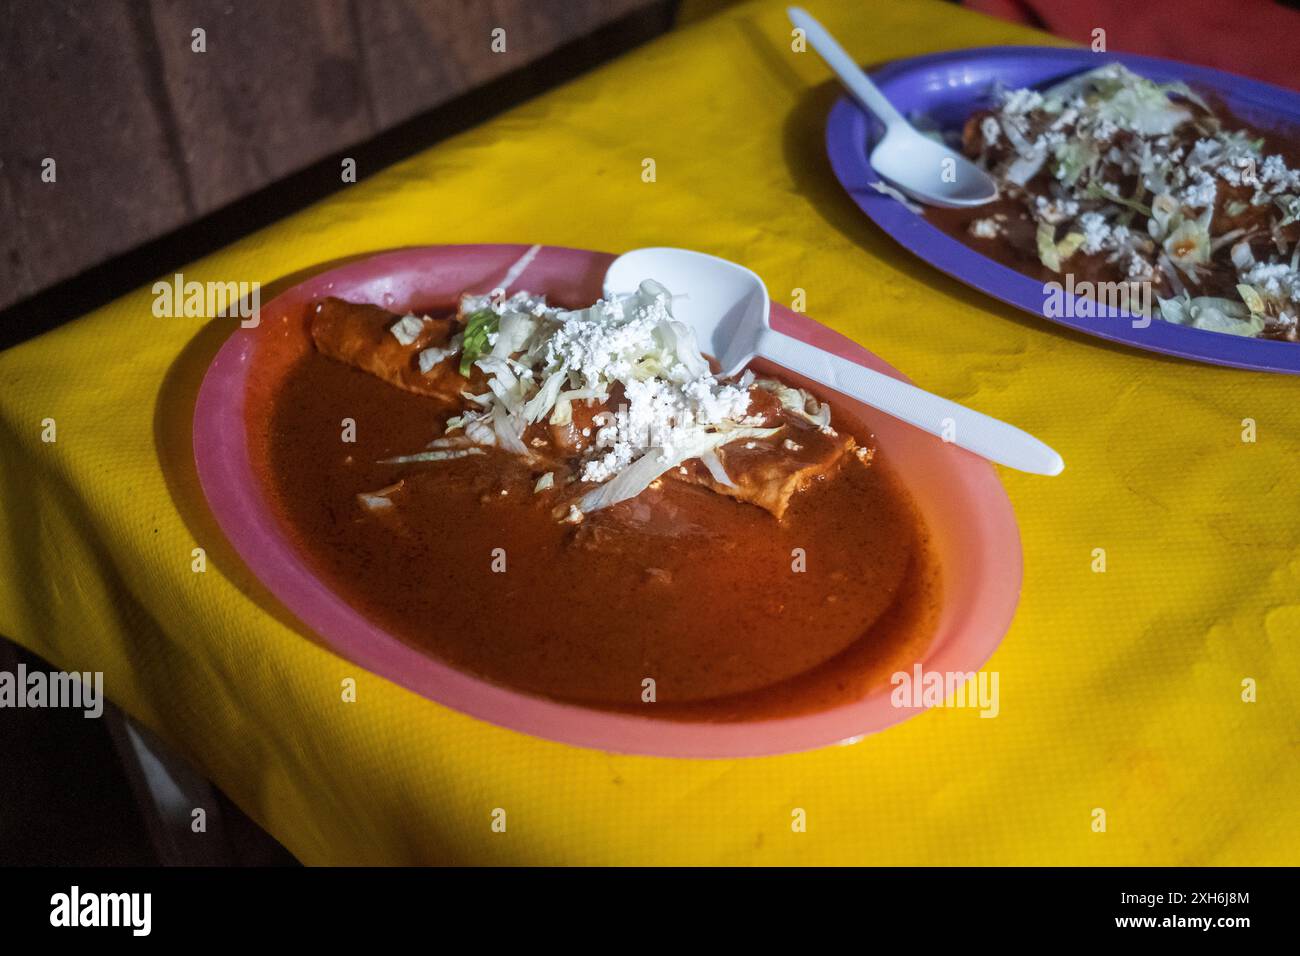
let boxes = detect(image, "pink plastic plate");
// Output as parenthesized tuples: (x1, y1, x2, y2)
(193, 244, 1022, 757)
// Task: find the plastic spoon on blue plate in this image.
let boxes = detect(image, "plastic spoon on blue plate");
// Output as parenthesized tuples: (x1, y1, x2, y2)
(604, 247, 1064, 476)
(787, 6, 998, 208)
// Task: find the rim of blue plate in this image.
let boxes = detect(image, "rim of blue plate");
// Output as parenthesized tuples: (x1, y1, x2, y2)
(825, 45, 1300, 375)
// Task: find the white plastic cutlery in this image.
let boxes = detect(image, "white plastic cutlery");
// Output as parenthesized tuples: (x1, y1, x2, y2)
(787, 6, 998, 208)
(604, 247, 1064, 476)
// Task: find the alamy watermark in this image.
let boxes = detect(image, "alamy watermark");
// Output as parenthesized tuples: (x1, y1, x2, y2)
(0, 664, 103, 718)
(50, 886, 150, 936)
(1043, 274, 1152, 329)
(891, 664, 999, 718)
(152, 272, 260, 327)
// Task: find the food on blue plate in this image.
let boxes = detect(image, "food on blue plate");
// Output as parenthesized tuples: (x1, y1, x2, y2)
(932, 63, 1300, 341)
(256, 281, 940, 718)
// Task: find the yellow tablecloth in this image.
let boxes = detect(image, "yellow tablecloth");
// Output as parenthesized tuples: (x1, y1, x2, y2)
(2, 0, 1297, 866)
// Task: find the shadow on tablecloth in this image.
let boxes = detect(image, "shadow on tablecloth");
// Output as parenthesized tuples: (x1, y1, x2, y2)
(151, 254, 379, 650)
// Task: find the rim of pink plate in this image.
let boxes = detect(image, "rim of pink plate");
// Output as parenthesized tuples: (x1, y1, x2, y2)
(192, 244, 1023, 758)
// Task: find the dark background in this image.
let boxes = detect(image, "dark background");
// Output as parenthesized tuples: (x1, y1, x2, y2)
(0, 0, 680, 348)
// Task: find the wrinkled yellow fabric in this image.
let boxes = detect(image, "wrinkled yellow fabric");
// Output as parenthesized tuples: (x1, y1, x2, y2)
(1, 0, 1296, 865)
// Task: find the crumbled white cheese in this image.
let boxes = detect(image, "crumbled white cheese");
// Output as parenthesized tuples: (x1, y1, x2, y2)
(1242, 261, 1300, 303)
(441, 280, 777, 516)
(1180, 168, 1217, 209)
(979, 115, 1001, 146)
(389, 313, 427, 346)
(1034, 195, 1079, 225)
(1127, 253, 1155, 279)
(1078, 211, 1111, 254)
(535, 288, 753, 483)
(1094, 119, 1120, 143)
(1258, 154, 1300, 194)
(1000, 88, 1044, 116)
(418, 333, 462, 374)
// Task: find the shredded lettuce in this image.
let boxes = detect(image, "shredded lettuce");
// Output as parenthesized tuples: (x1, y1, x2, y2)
(569, 426, 778, 517)
(1158, 295, 1264, 336)
(753, 379, 832, 429)
(378, 448, 486, 464)
(1037, 222, 1061, 272)
(1052, 140, 1096, 187)
(1236, 284, 1266, 315)
(1086, 181, 1152, 217)
(699, 449, 734, 487)
(1043, 65, 1195, 136)
(458, 309, 499, 376)
(389, 279, 792, 518)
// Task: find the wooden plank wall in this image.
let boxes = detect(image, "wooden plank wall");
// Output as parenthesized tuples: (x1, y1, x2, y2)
(0, 0, 669, 312)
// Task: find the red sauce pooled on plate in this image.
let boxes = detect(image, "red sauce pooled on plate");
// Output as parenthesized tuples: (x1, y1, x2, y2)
(249, 305, 941, 721)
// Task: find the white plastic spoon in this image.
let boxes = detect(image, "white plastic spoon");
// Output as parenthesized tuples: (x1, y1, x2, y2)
(788, 6, 998, 207)
(604, 247, 1063, 476)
